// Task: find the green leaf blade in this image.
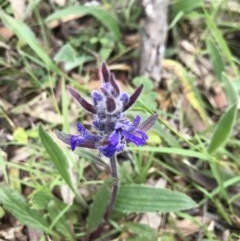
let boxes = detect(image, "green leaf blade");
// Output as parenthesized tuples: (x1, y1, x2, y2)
(115, 185, 196, 213)
(171, 0, 203, 15)
(206, 38, 225, 81)
(39, 125, 74, 192)
(208, 103, 237, 154)
(46, 6, 121, 40)
(87, 180, 111, 232)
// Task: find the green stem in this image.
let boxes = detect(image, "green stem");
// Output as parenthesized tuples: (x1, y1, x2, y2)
(104, 155, 119, 220)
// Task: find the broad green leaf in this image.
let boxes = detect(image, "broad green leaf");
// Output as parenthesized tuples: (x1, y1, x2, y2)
(208, 103, 237, 153)
(206, 38, 225, 81)
(133, 76, 157, 110)
(87, 179, 112, 232)
(54, 43, 93, 71)
(133, 76, 154, 92)
(115, 185, 196, 213)
(0, 10, 55, 70)
(46, 6, 121, 40)
(39, 125, 74, 192)
(13, 127, 28, 144)
(31, 187, 53, 210)
(0, 184, 49, 232)
(208, 104, 237, 153)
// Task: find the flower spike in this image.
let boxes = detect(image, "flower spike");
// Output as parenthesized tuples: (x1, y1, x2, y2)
(56, 63, 157, 157)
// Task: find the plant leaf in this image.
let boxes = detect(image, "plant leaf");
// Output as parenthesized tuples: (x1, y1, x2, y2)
(31, 187, 53, 210)
(0, 184, 50, 232)
(46, 6, 121, 40)
(208, 103, 237, 154)
(54, 43, 93, 71)
(87, 179, 111, 232)
(39, 124, 75, 192)
(115, 184, 196, 213)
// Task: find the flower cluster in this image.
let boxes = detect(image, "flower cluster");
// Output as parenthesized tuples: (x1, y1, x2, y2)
(56, 63, 157, 157)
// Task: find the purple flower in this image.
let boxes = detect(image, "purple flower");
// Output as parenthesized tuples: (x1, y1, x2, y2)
(56, 63, 157, 157)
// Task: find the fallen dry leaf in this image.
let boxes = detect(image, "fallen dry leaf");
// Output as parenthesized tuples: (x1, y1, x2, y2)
(8, 0, 26, 20)
(50, 0, 66, 7)
(0, 26, 14, 40)
(171, 215, 211, 236)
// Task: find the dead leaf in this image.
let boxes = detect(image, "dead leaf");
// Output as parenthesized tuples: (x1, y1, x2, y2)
(162, 59, 209, 125)
(210, 83, 227, 110)
(171, 215, 211, 236)
(0, 222, 27, 241)
(11, 92, 62, 124)
(50, 0, 66, 7)
(47, 13, 85, 29)
(0, 26, 14, 40)
(27, 227, 42, 241)
(8, 0, 26, 20)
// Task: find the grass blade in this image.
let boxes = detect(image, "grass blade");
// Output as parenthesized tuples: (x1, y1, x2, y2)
(115, 184, 196, 213)
(128, 146, 208, 160)
(47, 200, 75, 240)
(206, 38, 225, 81)
(204, 11, 238, 76)
(46, 6, 121, 40)
(171, 0, 203, 15)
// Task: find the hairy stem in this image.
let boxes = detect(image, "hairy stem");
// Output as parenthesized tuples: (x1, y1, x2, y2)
(105, 155, 119, 220)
